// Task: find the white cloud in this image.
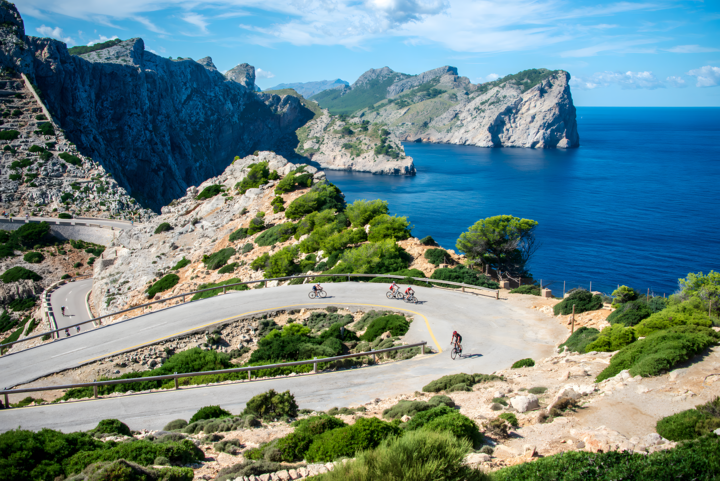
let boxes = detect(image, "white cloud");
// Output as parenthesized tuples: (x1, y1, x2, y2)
(183, 13, 210, 35)
(570, 71, 665, 90)
(35, 25, 75, 46)
(666, 45, 720, 54)
(87, 34, 118, 46)
(666, 76, 687, 88)
(256, 68, 275, 79)
(133, 16, 168, 34)
(687, 66, 720, 87)
(561, 39, 658, 57)
(480, 73, 500, 82)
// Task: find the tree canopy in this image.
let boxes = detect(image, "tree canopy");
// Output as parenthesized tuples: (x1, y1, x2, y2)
(455, 215, 538, 279)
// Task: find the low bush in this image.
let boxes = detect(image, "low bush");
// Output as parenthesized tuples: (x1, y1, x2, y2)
(346, 199, 389, 227)
(23, 251, 44, 263)
(553, 289, 604, 315)
(59, 152, 82, 166)
(634, 301, 712, 337)
(147, 274, 179, 299)
(585, 324, 637, 352)
(314, 429, 487, 481)
(611, 285, 640, 305)
(269, 415, 347, 462)
(236, 162, 274, 194)
(248, 216, 265, 235)
(510, 285, 541, 296)
(559, 326, 600, 353)
(285, 182, 345, 220)
(1, 266, 42, 283)
(189, 406, 233, 424)
(656, 397, 720, 441)
(271, 196, 285, 213)
(251, 253, 270, 271)
(192, 278, 249, 300)
(12, 221, 52, 247)
(218, 262, 238, 274)
(164, 419, 188, 431)
(241, 390, 298, 421)
(422, 373, 476, 393)
(172, 257, 191, 270)
(305, 416, 400, 462)
(242, 242, 254, 254)
(499, 412, 519, 427)
(360, 314, 409, 341)
(229, 227, 248, 242)
(91, 419, 131, 436)
(424, 248, 451, 266)
(404, 405, 483, 446)
(484, 417, 511, 439)
(154, 222, 173, 234)
(607, 300, 652, 326)
(203, 247, 235, 270)
(527, 386, 547, 395)
(73, 459, 194, 481)
(0, 129, 20, 140)
(431, 265, 499, 289)
(419, 235, 437, 246)
(305, 311, 354, 331)
(215, 439, 242, 454)
(511, 358, 535, 368)
(492, 434, 720, 481)
(256, 223, 296, 246)
(274, 168, 313, 195)
(215, 460, 287, 481)
(596, 326, 719, 382)
(196, 184, 223, 200)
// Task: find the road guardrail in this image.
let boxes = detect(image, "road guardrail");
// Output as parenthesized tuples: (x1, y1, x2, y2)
(0, 341, 427, 406)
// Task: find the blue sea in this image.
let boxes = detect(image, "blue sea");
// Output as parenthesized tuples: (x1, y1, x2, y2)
(325, 107, 720, 296)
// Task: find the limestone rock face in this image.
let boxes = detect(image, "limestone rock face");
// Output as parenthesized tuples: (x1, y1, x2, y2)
(387, 66, 457, 97)
(296, 111, 415, 175)
(0, 3, 314, 211)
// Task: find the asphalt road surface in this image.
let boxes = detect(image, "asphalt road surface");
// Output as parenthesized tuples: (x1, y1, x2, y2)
(50, 279, 94, 336)
(0, 283, 564, 432)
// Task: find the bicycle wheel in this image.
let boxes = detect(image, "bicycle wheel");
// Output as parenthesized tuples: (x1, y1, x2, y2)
(386, 291, 394, 299)
(308, 292, 316, 299)
(451, 348, 458, 360)
(319, 290, 327, 298)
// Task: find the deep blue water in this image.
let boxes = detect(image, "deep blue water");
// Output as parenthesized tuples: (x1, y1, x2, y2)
(325, 107, 720, 296)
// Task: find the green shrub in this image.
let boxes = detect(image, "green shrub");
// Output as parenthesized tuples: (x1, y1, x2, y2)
(553, 289, 604, 315)
(305, 416, 400, 462)
(510, 285, 542, 296)
(422, 373, 476, 393)
(8, 297, 36, 312)
(492, 434, 720, 481)
(189, 406, 233, 424)
(92, 419, 131, 436)
(314, 429, 487, 481)
(346, 199, 389, 227)
(383, 401, 435, 420)
(1, 266, 42, 283)
(23, 251, 44, 263)
(634, 301, 712, 336)
(559, 326, 600, 353)
(596, 326, 719, 382)
(61, 192, 74, 203)
(585, 324, 637, 352)
(271, 196, 285, 213)
(164, 419, 188, 431)
(154, 222, 173, 234)
(242, 242, 254, 254)
(511, 358, 535, 368)
(215, 460, 287, 481)
(360, 314, 409, 341)
(59, 152, 82, 166)
(218, 262, 238, 274)
(607, 300, 652, 326)
(73, 261, 83, 268)
(248, 216, 265, 235)
(264, 246, 301, 278)
(656, 409, 707, 441)
(229, 227, 248, 242)
(324, 239, 410, 277)
(367, 214, 411, 242)
(251, 253, 270, 271)
(192, 278, 249, 300)
(256, 223, 296, 246)
(499, 412, 519, 427)
(196, 184, 223, 200)
(430, 265, 499, 289)
(0, 310, 17, 332)
(202, 247, 235, 270)
(241, 390, 298, 421)
(611, 285, 640, 305)
(146, 274, 179, 299)
(285, 182, 345, 220)
(274, 168, 313, 195)
(12, 221, 51, 247)
(424, 248, 451, 266)
(236, 162, 273, 194)
(273, 415, 347, 462)
(172, 257, 191, 270)
(35, 122, 54, 136)
(0, 129, 20, 140)
(404, 405, 483, 446)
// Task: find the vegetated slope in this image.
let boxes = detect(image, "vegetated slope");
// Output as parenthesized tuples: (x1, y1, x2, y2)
(67, 38, 122, 56)
(0, 2, 315, 211)
(315, 65, 579, 149)
(265, 79, 349, 99)
(0, 72, 153, 220)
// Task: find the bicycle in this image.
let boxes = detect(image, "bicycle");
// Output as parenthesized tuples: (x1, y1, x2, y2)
(308, 288, 327, 299)
(386, 289, 405, 300)
(450, 342, 463, 360)
(404, 293, 418, 304)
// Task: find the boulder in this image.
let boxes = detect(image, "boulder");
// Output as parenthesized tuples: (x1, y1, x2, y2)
(510, 394, 539, 413)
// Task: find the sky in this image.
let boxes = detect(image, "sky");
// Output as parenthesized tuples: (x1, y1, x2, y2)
(16, 0, 720, 106)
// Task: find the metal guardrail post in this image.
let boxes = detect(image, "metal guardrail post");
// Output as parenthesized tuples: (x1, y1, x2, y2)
(421, 343, 425, 355)
(372, 349, 376, 364)
(248, 371, 251, 380)
(223, 287, 226, 294)
(3, 391, 8, 408)
(174, 374, 179, 390)
(496, 290, 499, 300)
(313, 357, 317, 373)
(93, 385, 98, 398)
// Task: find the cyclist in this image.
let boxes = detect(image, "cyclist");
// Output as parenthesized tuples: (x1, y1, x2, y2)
(405, 286, 414, 298)
(312, 283, 322, 293)
(61, 305, 65, 316)
(451, 331, 463, 353)
(65, 329, 70, 337)
(389, 281, 399, 294)
(76, 326, 80, 333)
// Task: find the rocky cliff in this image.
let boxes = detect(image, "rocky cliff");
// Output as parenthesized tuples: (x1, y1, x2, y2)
(313, 66, 579, 149)
(0, 1, 315, 211)
(295, 111, 415, 175)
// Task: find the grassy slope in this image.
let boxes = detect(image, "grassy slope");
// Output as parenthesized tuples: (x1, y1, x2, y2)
(310, 74, 401, 116)
(69, 39, 123, 56)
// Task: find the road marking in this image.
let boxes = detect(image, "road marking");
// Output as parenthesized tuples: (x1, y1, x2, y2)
(81, 301, 442, 363)
(51, 346, 87, 358)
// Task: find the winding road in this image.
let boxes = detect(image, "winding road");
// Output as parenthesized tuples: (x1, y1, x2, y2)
(0, 283, 564, 432)
(50, 279, 94, 335)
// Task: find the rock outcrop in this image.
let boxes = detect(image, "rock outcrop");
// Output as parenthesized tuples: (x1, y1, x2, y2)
(265, 79, 349, 98)
(386, 66, 457, 97)
(0, 1, 315, 211)
(296, 111, 415, 175)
